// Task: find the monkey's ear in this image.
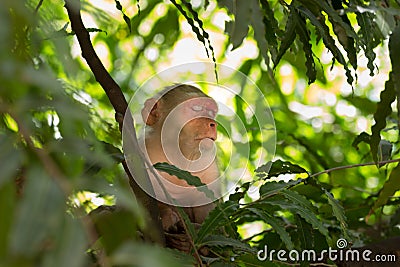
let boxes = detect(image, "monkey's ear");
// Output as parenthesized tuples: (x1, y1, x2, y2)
(141, 98, 160, 126)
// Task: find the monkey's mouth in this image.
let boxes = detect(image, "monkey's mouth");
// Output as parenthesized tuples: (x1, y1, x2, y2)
(196, 137, 216, 142)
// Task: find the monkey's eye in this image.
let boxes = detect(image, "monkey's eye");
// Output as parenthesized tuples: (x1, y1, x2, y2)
(192, 105, 203, 112)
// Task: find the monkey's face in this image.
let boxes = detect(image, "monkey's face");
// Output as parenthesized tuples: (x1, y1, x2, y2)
(180, 97, 217, 140)
(162, 97, 218, 160)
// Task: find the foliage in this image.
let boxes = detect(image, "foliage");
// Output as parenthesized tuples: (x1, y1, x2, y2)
(1, 0, 400, 266)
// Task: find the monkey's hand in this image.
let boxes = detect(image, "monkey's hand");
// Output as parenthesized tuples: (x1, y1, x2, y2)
(165, 232, 192, 253)
(159, 205, 180, 232)
(165, 231, 212, 257)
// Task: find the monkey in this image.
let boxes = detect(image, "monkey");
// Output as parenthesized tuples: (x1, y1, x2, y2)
(140, 84, 221, 236)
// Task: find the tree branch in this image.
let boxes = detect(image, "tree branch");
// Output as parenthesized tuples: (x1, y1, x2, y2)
(309, 158, 400, 178)
(64, 0, 126, 114)
(64, 0, 164, 244)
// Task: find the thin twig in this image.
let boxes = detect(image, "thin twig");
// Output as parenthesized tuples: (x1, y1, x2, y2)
(309, 158, 400, 178)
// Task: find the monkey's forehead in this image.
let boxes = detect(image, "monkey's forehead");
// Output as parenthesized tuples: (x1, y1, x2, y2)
(184, 97, 218, 111)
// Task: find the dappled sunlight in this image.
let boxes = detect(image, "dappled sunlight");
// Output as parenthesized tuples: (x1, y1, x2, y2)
(5, 0, 400, 265)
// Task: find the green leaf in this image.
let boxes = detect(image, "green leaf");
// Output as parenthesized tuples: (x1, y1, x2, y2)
(370, 74, 396, 162)
(260, 0, 279, 64)
(352, 131, 371, 150)
(218, 0, 233, 13)
(256, 159, 308, 180)
(86, 28, 107, 34)
(324, 189, 349, 239)
(223, 0, 250, 49)
(297, 6, 353, 85)
(308, 0, 358, 40)
(377, 140, 393, 166)
(330, 0, 357, 70)
(114, 0, 131, 32)
(389, 24, 400, 100)
(356, 12, 379, 75)
(10, 167, 66, 256)
(115, 0, 122, 10)
(234, 94, 249, 129)
(280, 189, 316, 212)
(296, 215, 314, 250)
(197, 201, 239, 243)
(295, 11, 316, 84)
(248, 208, 294, 250)
(170, 0, 217, 79)
(389, 24, 400, 75)
(153, 162, 216, 201)
(264, 196, 330, 242)
(294, 209, 329, 242)
(134, 0, 141, 14)
(250, 0, 270, 66)
(201, 235, 256, 253)
(259, 180, 302, 198)
(275, 5, 297, 66)
(122, 14, 131, 33)
(169, 1, 204, 51)
(181, 0, 217, 71)
(371, 164, 400, 213)
(175, 206, 198, 241)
